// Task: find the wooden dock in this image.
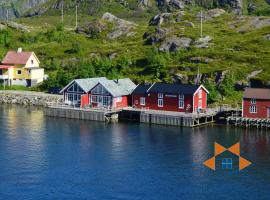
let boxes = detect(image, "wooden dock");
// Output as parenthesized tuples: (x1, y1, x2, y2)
(121, 108, 215, 127)
(227, 117, 270, 128)
(45, 105, 120, 122)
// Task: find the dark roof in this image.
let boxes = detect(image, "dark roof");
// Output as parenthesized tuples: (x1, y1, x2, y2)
(132, 83, 201, 95)
(244, 88, 270, 100)
(132, 84, 152, 94)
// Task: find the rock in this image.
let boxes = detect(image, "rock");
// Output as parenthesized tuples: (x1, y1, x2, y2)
(215, 0, 243, 15)
(143, 28, 168, 45)
(0, 21, 30, 32)
(175, 11, 185, 22)
(157, 0, 187, 11)
(235, 81, 248, 90)
(149, 13, 173, 26)
(101, 12, 136, 39)
(215, 70, 229, 85)
(159, 36, 192, 52)
(0, 91, 63, 106)
(76, 21, 106, 38)
(247, 70, 263, 79)
(137, 0, 152, 9)
(190, 57, 213, 64)
(173, 73, 189, 84)
(237, 17, 270, 32)
(0, 24, 7, 30)
(183, 21, 195, 28)
(194, 36, 212, 48)
(197, 9, 226, 21)
(265, 34, 270, 40)
(102, 12, 135, 27)
(109, 52, 118, 60)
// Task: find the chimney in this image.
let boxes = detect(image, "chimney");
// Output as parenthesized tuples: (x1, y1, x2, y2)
(17, 48, 22, 53)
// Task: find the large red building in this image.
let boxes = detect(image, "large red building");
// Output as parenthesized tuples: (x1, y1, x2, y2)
(242, 88, 270, 118)
(60, 77, 136, 109)
(132, 83, 209, 113)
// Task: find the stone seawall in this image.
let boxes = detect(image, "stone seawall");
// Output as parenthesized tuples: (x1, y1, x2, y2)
(0, 90, 63, 107)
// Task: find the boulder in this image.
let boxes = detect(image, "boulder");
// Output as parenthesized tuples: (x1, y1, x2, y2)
(175, 11, 185, 22)
(101, 12, 136, 39)
(157, 0, 187, 11)
(0, 21, 30, 32)
(216, 0, 243, 15)
(137, 0, 152, 9)
(76, 21, 106, 38)
(197, 9, 226, 21)
(173, 73, 189, 84)
(265, 34, 270, 40)
(194, 36, 212, 48)
(149, 13, 173, 26)
(215, 70, 229, 85)
(183, 21, 195, 28)
(143, 28, 168, 45)
(247, 69, 263, 80)
(237, 17, 270, 32)
(159, 36, 192, 52)
(0, 24, 7, 30)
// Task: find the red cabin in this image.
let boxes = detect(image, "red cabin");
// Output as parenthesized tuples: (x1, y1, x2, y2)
(132, 83, 209, 113)
(242, 88, 270, 118)
(60, 77, 136, 109)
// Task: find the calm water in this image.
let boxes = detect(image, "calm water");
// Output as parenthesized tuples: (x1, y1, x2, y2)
(0, 105, 269, 199)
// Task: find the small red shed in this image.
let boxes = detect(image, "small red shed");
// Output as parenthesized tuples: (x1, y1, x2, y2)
(242, 88, 270, 118)
(132, 83, 209, 113)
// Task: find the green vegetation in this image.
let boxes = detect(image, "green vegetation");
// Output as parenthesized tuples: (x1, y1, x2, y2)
(0, 0, 268, 106)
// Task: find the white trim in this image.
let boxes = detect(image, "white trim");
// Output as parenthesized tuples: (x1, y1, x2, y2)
(146, 83, 156, 93)
(194, 85, 209, 95)
(242, 99, 243, 117)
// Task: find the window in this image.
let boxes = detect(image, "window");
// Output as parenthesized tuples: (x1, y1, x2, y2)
(158, 93, 163, 98)
(222, 158, 233, 170)
(103, 96, 111, 106)
(158, 99, 163, 107)
(17, 70, 22, 75)
(198, 90, 202, 98)
(251, 98, 256, 104)
(179, 94, 184, 100)
(179, 100, 184, 108)
(91, 95, 97, 103)
(249, 105, 257, 113)
(198, 100, 202, 108)
(140, 97, 145, 106)
(31, 60, 34, 65)
(115, 97, 122, 102)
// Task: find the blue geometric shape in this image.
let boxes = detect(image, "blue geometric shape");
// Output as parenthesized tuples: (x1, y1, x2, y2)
(222, 158, 233, 170)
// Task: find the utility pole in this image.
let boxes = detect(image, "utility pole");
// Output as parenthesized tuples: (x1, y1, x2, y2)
(61, 1, 64, 24)
(75, 5, 78, 29)
(200, 9, 203, 38)
(6, 9, 9, 21)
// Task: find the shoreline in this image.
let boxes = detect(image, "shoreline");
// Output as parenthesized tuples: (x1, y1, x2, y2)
(0, 90, 63, 107)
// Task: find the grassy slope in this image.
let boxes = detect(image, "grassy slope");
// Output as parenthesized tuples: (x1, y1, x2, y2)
(0, 1, 267, 105)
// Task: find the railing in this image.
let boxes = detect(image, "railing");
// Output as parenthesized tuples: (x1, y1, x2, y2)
(46, 102, 119, 112)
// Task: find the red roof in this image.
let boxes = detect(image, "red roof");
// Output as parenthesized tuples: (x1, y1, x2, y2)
(2, 51, 33, 65)
(0, 65, 13, 69)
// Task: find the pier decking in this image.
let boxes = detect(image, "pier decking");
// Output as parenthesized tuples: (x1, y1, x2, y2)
(45, 104, 240, 127)
(45, 105, 120, 122)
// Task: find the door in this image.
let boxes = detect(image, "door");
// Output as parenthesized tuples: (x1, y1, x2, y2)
(98, 96, 103, 107)
(268, 108, 270, 118)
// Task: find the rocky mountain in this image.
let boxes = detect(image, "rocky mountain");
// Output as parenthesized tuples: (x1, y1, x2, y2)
(0, 0, 269, 20)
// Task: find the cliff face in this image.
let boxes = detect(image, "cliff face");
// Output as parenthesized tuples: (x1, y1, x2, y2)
(0, 0, 49, 19)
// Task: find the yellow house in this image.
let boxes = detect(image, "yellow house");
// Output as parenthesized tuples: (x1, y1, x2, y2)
(0, 48, 45, 87)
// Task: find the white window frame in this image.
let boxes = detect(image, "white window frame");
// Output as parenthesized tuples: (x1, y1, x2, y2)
(198, 100, 202, 108)
(158, 99, 163, 107)
(179, 94, 184, 100)
(179, 100, 184, 109)
(251, 98, 256, 104)
(158, 93, 163, 98)
(91, 95, 98, 103)
(140, 97, 145, 106)
(198, 90, 202, 98)
(249, 105, 257, 113)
